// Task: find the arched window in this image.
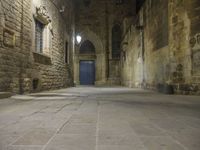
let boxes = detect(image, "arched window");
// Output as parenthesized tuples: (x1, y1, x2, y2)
(80, 40, 95, 54)
(112, 24, 121, 59)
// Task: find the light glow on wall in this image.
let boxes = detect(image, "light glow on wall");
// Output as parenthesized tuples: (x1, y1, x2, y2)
(137, 56, 143, 63)
(76, 35, 82, 44)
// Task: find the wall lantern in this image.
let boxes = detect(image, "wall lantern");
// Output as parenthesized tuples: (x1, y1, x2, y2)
(76, 35, 82, 44)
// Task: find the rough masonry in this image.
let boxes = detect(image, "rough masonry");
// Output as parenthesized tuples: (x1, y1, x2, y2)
(0, 0, 200, 95)
(0, 0, 75, 94)
(121, 0, 200, 94)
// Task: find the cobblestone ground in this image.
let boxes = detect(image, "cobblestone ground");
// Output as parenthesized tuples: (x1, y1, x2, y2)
(0, 87, 200, 150)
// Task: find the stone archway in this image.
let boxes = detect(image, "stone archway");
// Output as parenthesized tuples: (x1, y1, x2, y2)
(77, 28, 104, 54)
(79, 40, 96, 85)
(74, 28, 106, 85)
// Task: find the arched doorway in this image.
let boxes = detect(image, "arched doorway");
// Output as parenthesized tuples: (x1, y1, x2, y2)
(79, 40, 96, 85)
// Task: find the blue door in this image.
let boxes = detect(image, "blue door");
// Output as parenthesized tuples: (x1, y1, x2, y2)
(80, 61, 95, 85)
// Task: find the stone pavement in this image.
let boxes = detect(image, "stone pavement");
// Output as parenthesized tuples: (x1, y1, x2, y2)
(0, 87, 200, 150)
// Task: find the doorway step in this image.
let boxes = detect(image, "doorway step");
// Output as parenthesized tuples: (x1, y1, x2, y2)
(0, 92, 12, 99)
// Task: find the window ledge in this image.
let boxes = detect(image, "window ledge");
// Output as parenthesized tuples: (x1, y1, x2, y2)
(33, 52, 52, 65)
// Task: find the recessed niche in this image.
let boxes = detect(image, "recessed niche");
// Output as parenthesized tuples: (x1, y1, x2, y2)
(32, 78, 39, 90)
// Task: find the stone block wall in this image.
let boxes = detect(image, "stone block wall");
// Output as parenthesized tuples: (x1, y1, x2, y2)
(121, 0, 200, 94)
(74, 0, 135, 85)
(0, 0, 75, 94)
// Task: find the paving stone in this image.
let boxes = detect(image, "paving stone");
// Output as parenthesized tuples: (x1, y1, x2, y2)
(59, 123, 96, 135)
(0, 87, 199, 150)
(12, 128, 55, 146)
(0, 135, 19, 150)
(98, 145, 147, 150)
(45, 134, 96, 150)
(44, 144, 95, 150)
(130, 123, 165, 136)
(68, 114, 97, 124)
(7, 145, 42, 150)
(141, 136, 187, 150)
(98, 133, 142, 146)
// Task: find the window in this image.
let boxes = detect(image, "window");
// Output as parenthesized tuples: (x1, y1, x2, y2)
(65, 42, 69, 64)
(116, 0, 124, 5)
(35, 20, 44, 53)
(112, 25, 121, 59)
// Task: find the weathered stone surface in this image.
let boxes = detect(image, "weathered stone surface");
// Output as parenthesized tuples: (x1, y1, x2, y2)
(0, 0, 200, 95)
(0, 92, 11, 99)
(0, 0, 75, 94)
(120, 0, 200, 94)
(0, 87, 200, 150)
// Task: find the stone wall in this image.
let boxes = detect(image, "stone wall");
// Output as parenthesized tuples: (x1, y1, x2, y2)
(0, 0, 75, 94)
(121, 0, 200, 94)
(74, 0, 135, 85)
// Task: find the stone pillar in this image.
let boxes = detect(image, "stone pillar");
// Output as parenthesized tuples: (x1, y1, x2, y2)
(74, 56, 80, 85)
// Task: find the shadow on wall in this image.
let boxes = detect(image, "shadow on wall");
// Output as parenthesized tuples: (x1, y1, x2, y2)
(157, 83, 174, 95)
